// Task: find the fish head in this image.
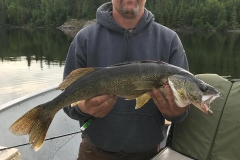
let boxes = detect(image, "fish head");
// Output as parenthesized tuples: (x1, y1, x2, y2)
(168, 74, 221, 115)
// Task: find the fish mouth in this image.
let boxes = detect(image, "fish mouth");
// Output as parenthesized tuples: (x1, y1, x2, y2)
(195, 93, 221, 115)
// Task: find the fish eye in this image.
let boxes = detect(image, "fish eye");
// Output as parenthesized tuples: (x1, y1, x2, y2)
(200, 85, 208, 92)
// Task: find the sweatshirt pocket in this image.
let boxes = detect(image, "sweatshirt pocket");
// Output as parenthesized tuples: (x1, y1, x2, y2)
(82, 111, 164, 153)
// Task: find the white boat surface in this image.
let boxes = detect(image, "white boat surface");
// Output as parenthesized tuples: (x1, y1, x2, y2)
(0, 86, 81, 160)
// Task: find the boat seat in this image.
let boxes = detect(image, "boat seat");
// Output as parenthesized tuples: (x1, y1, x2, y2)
(152, 74, 240, 160)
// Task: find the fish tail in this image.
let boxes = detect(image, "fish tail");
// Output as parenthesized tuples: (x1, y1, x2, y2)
(9, 104, 56, 151)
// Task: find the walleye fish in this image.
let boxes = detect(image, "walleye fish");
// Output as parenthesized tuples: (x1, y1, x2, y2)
(9, 60, 221, 151)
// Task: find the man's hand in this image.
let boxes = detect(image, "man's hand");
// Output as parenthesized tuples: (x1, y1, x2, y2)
(149, 85, 189, 118)
(78, 95, 117, 118)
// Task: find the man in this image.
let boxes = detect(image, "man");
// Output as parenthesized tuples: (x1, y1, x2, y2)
(63, 0, 189, 159)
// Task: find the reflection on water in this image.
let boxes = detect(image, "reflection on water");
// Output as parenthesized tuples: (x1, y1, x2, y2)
(179, 32, 240, 78)
(0, 28, 73, 105)
(0, 28, 71, 65)
(0, 28, 239, 105)
(0, 58, 64, 105)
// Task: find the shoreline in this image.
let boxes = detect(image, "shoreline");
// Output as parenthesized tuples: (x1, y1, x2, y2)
(1, 19, 240, 34)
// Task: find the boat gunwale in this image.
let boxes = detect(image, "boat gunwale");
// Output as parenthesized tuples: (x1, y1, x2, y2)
(0, 85, 59, 112)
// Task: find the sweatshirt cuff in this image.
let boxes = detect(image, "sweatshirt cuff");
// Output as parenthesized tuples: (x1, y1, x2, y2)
(63, 105, 92, 121)
(163, 109, 189, 123)
(74, 105, 92, 119)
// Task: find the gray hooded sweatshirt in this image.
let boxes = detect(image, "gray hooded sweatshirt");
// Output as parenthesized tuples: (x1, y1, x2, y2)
(63, 2, 189, 153)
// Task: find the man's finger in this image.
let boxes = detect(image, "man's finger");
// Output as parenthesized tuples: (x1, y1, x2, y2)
(89, 96, 116, 117)
(165, 85, 175, 107)
(150, 89, 168, 108)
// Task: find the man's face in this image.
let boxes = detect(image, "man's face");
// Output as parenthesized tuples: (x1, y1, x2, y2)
(112, 0, 146, 18)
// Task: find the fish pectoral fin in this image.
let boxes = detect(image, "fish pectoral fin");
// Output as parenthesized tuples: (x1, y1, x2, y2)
(133, 81, 157, 90)
(71, 101, 81, 107)
(135, 93, 151, 109)
(57, 68, 96, 90)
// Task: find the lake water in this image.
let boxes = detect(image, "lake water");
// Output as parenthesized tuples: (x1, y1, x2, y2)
(0, 28, 239, 105)
(0, 28, 72, 105)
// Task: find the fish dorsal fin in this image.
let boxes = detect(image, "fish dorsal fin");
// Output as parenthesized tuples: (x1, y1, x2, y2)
(57, 68, 96, 90)
(133, 80, 158, 90)
(135, 93, 151, 109)
(111, 60, 164, 67)
(109, 61, 134, 67)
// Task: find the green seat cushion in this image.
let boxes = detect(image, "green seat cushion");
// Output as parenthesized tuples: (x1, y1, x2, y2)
(210, 82, 240, 160)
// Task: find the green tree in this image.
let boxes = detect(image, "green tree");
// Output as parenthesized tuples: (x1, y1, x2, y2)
(82, 0, 97, 19)
(216, 5, 228, 30)
(7, 2, 19, 25)
(177, 2, 186, 27)
(172, 7, 179, 28)
(192, 18, 204, 29)
(229, 6, 239, 29)
(53, 0, 67, 25)
(2, 0, 240, 30)
(165, 1, 175, 27)
(40, 0, 67, 26)
(204, 22, 214, 30)
(0, 0, 8, 25)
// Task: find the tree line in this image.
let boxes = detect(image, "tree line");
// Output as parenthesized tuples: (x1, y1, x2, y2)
(0, 0, 240, 31)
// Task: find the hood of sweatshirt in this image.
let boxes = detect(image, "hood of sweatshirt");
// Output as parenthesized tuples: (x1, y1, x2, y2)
(96, 2, 154, 35)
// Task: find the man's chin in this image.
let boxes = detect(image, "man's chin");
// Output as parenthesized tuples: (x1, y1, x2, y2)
(120, 7, 140, 18)
(121, 12, 138, 19)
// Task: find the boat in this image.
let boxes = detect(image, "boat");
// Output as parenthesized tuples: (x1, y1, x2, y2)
(0, 86, 81, 160)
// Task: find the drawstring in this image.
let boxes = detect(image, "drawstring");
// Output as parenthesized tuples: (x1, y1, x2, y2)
(123, 27, 135, 61)
(124, 30, 129, 61)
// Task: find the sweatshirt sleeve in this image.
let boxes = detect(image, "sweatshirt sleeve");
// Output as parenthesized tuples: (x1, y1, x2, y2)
(62, 33, 92, 121)
(163, 109, 189, 123)
(169, 33, 189, 71)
